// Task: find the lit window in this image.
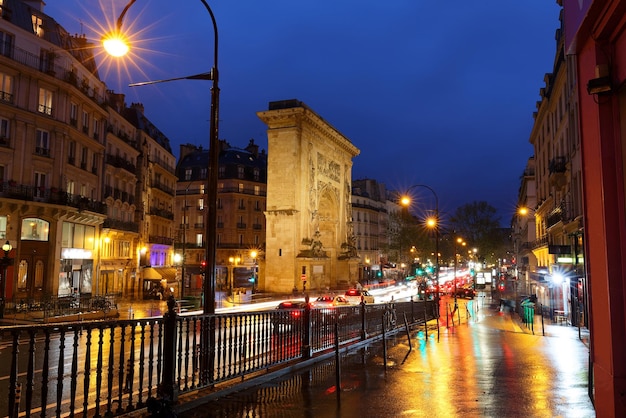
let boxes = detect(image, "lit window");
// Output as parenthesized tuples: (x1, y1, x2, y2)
(0, 72, 13, 102)
(38, 87, 53, 115)
(31, 15, 43, 37)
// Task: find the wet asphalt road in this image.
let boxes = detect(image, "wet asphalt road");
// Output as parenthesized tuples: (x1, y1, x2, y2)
(176, 298, 595, 418)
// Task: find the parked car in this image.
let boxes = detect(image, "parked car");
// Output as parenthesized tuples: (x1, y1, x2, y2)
(344, 289, 375, 304)
(272, 300, 309, 331)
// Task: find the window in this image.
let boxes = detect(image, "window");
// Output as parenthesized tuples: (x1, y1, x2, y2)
(0, 117, 9, 144)
(70, 102, 77, 126)
(119, 241, 130, 258)
(92, 153, 98, 173)
(18, 260, 27, 290)
(82, 111, 89, 133)
(238, 183, 244, 193)
(68, 141, 76, 164)
(0, 72, 12, 102)
(218, 166, 225, 177)
(31, 14, 43, 37)
(61, 222, 95, 249)
(200, 168, 207, 179)
(238, 166, 244, 179)
(253, 168, 260, 181)
(21, 218, 50, 241)
(93, 118, 99, 139)
(184, 168, 192, 181)
(35, 129, 50, 156)
(196, 234, 203, 247)
(81, 146, 88, 168)
(0, 215, 6, 239)
(66, 180, 75, 195)
(34, 172, 46, 197)
(254, 185, 260, 196)
(0, 30, 13, 57)
(38, 87, 53, 115)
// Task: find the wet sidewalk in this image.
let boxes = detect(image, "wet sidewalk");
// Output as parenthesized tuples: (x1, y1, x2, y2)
(176, 299, 595, 418)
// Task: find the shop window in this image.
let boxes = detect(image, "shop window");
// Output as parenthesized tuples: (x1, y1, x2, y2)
(21, 218, 49, 241)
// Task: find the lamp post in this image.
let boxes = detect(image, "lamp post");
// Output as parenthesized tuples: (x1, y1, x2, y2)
(104, 0, 220, 315)
(400, 184, 439, 307)
(0, 240, 13, 319)
(105, 0, 220, 388)
(250, 250, 257, 294)
(228, 256, 240, 298)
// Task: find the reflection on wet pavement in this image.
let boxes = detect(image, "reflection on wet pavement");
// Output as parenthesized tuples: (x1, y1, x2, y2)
(178, 301, 595, 418)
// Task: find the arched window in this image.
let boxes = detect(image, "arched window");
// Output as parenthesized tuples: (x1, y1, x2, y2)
(20, 218, 49, 241)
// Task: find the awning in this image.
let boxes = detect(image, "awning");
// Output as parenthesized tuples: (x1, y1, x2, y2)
(142, 267, 178, 283)
(142, 267, 162, 280)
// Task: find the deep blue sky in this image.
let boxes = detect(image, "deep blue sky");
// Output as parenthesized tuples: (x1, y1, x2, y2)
(48, 1, 561, 225)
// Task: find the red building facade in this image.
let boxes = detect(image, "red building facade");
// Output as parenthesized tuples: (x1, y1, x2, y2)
(565, 0, 626, 415)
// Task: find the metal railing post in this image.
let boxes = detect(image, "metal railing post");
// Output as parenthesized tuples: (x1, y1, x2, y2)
(158, 296, 178, 403)
(360, 300, 367, 340)
(302, 295, 312, 359)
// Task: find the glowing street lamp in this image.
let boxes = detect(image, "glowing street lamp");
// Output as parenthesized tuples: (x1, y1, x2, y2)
(103, 0, 220, 316)
(400, 184, 440, 311)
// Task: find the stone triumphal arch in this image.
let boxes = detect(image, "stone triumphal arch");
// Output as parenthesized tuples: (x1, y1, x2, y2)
(257, 100, 360, 293)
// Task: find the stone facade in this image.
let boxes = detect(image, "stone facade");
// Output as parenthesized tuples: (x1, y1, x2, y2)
(257, 100, 360, 293)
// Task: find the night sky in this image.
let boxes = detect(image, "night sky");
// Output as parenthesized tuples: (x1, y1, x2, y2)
(47, 0, 562, 225)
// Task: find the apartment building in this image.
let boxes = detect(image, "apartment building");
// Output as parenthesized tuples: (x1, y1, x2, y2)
(175, 140, 266, 296)
(0, 0, 177, 304)
(516, 8, 585, 325)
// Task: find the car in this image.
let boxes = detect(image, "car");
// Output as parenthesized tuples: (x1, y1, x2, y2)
(344, 289, 375, 304)
(272, 300, 309, 331)
(312, 295, 351, 308)
(452, 286, 476, 299)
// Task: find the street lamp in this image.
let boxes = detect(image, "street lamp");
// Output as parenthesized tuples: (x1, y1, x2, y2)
(228, 256, 240, 298)
(0, 240, 13, 319)
(250, 250, 258, 293)
(104, 0, 220, 315)
(400, 184, 439, 308)
(453, 237, 466, 309)
(173, 253, 183, 299)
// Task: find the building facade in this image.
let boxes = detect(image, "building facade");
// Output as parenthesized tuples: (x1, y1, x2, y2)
(174, 140, 267, 298)
(517, 8, 585, 325)
(563, 0, 626, 414)
(0, 0, 178, 306)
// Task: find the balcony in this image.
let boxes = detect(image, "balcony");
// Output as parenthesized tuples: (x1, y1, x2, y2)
(106, 154, 136, 174)
(0, 183, 106, 214)
(34, 147, 50, 157)
(236, 223, 247, 229)
(549, 156, 567, 188)
(102, 218, 139, 233)
(149, 207, 174, 220)
(148, 235, 174, 245)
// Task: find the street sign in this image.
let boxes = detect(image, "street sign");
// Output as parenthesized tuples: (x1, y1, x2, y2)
(301, 274, 307, 281)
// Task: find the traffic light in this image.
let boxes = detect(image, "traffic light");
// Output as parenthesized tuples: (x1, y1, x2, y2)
(376, 270, 382, 278)
(200, 260, 207, 275)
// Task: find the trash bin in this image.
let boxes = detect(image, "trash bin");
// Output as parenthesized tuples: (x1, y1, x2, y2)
(520, 298, 535, 325)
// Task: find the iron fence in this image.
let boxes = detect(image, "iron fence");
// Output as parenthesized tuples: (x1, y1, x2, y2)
(0, 297, 436, 417)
